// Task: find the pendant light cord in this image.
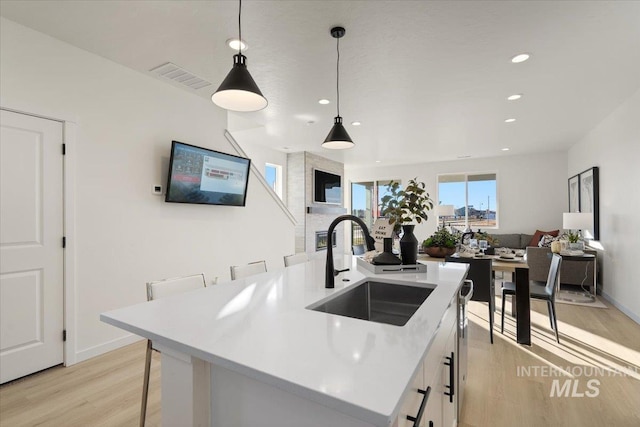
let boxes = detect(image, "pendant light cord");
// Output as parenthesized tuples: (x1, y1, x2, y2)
(336, 36, 340, 117)
(238, 0, 242, 55)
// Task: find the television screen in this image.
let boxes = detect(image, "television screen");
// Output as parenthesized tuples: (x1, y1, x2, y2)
(313, 169, 342, 204)
(165, 141, 251, 206)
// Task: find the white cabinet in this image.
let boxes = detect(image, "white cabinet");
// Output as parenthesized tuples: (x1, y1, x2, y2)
(441, 324, 457, 427)
(396, 362, 427, 427)
(396, 295, 458, 427)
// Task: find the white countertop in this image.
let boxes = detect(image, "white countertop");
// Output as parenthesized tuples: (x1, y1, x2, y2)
(101, 255, 467, 426)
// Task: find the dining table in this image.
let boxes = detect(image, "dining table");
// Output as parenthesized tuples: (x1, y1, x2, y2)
(418, 253, 532, 346)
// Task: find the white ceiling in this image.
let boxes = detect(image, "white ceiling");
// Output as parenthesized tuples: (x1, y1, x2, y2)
(2, 1, 639, 166)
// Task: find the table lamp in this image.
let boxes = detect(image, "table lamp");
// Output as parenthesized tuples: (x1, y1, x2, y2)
(562, 212, 593, 242)
(437, 205, 455, 228)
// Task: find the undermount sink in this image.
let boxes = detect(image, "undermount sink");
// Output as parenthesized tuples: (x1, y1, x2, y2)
(308, 281, 435, 326)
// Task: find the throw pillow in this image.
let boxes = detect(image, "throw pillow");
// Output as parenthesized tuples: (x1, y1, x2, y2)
(538, 234, 560, 248)
(529, 229, 559, 247)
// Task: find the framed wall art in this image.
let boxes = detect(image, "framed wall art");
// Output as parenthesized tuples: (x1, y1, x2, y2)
(568, 174, 580, 213)
(578, 167, 600, 240)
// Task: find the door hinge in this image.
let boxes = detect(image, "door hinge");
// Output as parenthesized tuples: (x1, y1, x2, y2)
(62, 236, 66, 248)
(63, 330, 67, 342)
(62, 143, 66, 155)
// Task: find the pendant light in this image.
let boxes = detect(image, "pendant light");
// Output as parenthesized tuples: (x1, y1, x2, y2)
(322, 27, 355, 150)
(212, 0, 268, 112)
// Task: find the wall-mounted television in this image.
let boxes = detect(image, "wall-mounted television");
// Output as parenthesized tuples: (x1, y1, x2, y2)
(165, 141, 251, 206)
(313, 168, 342, 205)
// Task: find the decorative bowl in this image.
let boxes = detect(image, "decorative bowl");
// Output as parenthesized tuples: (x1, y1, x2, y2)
(423, 246, 457, 258)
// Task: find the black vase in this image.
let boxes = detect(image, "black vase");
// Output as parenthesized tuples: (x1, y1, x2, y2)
(400, 224, 418, 265)
(372, 237, 402, 265)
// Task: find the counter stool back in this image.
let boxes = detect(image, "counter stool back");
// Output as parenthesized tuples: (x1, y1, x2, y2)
(230, 260, 267, 280)
(284, 253, 308, 267)
(140, 273, 207, 426)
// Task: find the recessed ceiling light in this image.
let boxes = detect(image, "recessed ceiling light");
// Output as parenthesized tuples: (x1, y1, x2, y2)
(351, 121, 361, 126)
(226, 38, 247, 51)
(307, 120, 315, 125)
(282, 146, 290, 150)
(375, 160, 381, 163)
(507, 94, 522, 101)
(511, 53, 530, 63)
(502, 148, 510, 151)
(505, 118, 516, 123)
(318, 99, 330, 105)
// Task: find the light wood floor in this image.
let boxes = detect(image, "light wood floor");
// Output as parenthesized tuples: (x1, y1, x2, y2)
(460, 292, 640, 427)
(1, 294, 639, 427)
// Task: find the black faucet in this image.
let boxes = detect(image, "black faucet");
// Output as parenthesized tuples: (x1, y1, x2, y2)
(325, 215, 376, 288)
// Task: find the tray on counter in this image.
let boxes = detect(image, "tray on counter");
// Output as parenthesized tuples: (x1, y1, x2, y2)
(356, 256, 428, 274)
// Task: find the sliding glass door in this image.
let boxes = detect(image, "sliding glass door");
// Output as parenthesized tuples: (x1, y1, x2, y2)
(351, 182, 374, 245)
(351, 179, 399, 245)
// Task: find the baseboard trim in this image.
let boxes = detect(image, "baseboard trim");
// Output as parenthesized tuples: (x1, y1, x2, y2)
(74, 334, 143, 364)
(601, 291, 640, 325)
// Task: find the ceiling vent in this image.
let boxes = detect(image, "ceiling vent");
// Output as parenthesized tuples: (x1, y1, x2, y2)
(150, 62, 212, 90)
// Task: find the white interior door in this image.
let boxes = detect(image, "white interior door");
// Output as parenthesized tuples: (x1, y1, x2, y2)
(0, 109, 64, 384)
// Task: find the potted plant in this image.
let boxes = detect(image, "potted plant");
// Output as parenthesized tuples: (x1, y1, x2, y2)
(563, 230, 583, 250)
(422, 228, 458, 258)
(380, 178, 434, 264)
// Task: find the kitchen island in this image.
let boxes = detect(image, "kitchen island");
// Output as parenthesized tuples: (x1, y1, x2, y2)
(101, 255, 468, 427)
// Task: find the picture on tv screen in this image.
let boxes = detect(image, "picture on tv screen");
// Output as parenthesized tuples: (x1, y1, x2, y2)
(313, 168, 342, 204)
(165, 141, 251, 206)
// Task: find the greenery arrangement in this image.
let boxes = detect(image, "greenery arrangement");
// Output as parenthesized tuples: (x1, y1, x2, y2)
(422, 228, 457, 249)
(563, 231, 580, 243)
(379, 178, 434, 233)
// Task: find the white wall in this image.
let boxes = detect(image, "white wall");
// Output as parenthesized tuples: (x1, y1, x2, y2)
(0, 18, 295, 362)
(568, 89, 640, 322)
(346, 151, 568, 244)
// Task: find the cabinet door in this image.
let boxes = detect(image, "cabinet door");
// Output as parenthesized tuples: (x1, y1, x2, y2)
(422, 299, 456, 427)
(397, 363, 426, 427)
(441, 325, 457, 427)
(423, 377, 441, 427)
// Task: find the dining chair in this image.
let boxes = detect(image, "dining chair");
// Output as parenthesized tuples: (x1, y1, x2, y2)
(283, 252, 309, 267)
(501, 253, 562, 343)
(445, 256, 494, 344)
(230, 260, 267, 280)
(141, 273, 207, 427)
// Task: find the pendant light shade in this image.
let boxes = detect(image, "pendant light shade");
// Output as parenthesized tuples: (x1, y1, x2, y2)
(212, 54, 268, 112)
(212, 0, 267, 112)
(323, 116, 354, 149)
(322, 26, 354, 150)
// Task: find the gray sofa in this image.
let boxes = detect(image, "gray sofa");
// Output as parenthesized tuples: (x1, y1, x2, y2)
(487, 233, 534, 249)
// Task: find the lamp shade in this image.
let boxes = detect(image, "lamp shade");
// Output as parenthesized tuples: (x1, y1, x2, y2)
(563, 212, 592, 230)
(322, 116, 355, 149)
(212, 54, 268, 112)
(437, 204, 455, 217)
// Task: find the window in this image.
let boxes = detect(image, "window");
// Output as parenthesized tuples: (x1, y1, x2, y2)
(351, 179, 400, 244)
(438, 173, 497, 229)
(265, 163, 283, 199)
